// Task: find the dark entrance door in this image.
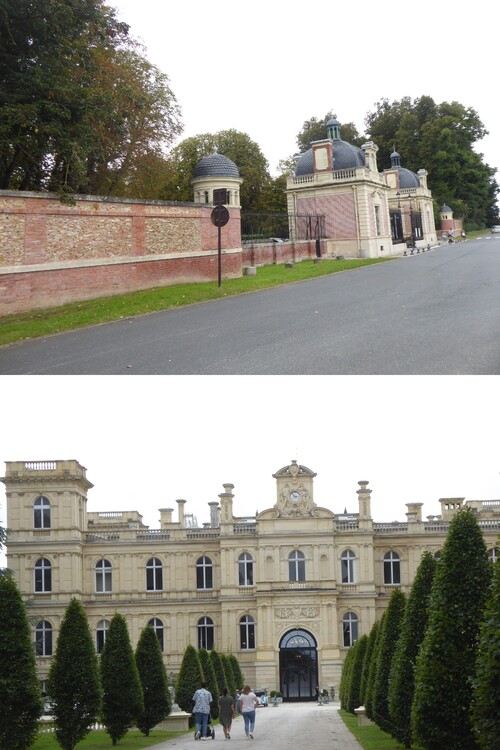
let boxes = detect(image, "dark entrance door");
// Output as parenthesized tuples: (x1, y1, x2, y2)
(279, 629, 318, 701)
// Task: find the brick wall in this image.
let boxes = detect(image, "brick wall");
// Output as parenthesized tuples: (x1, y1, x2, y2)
(241, 239, 321, 266)
(0, 191, 242, 315)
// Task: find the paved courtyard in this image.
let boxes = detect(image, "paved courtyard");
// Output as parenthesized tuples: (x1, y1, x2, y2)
(149, 701, 363, 750)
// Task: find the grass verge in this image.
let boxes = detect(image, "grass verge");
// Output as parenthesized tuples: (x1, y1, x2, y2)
(0, 258, 391, 347)
(31, 728, 184, 750)
(338, 709, 424, 750)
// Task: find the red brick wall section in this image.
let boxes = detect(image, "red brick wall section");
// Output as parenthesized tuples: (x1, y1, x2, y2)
(0, 191, 243, 315)
(241, 240, 320, 266)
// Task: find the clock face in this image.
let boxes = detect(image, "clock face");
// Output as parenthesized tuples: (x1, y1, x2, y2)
(289, 491, 301, 503)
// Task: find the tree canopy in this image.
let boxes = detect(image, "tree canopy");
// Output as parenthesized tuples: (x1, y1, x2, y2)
(135, 625, 171, 736)
(0, 0, 182, 195)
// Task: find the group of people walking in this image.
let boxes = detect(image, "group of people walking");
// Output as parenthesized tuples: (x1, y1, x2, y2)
(192, 683, 260, 741)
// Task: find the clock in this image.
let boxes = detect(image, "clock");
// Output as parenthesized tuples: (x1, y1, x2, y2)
(289, 491, 301, 503)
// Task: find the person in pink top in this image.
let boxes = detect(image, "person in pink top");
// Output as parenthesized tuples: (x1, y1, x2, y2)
(239, 685, 259, 739)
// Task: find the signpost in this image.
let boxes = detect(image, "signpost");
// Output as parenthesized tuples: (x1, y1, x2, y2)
(210, 202, 230, 288)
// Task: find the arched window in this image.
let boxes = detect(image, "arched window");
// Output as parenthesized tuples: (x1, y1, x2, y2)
(34, 558, 52, 592)
(96, 619, 109, 654)
(197, 616, 214, 650)
(147, 617, 164, 651)
(488, 547, 499, 563)
(384, 551, 401, 585)
(238, 552, 254, 587)
(434, 550, 441, 560)
(95, 559, 112, 593)
(239, 615, 255, 650)
(288, 550, 305, 582)
(33, 496, 51, 529)
(196, 556, 213, 590)
(146, 557, 163, 591)
(342, 612, 358, 647)
(35, 620, 53, 656)
(340, 549, 356, 583)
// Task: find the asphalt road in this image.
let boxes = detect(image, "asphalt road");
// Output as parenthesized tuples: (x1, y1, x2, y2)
(1, 236, 499, 374)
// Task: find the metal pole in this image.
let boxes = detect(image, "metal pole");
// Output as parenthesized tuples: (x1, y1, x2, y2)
(218, 219, 222, 288)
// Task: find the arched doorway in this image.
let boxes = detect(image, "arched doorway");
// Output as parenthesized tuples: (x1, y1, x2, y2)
(279, 629, 317, 701)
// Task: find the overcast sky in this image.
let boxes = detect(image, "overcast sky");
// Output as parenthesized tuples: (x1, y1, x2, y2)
(2, 375, 500, 569)
(108, 0, 499, 179)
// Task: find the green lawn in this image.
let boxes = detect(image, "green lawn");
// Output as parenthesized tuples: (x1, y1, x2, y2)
(338, 709, 424, 750)
(0, 257, 391, 347)
(32, 728, 181, 750)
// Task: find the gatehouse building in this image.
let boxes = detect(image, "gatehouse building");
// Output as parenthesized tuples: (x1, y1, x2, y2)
(3, 458, 497, 700)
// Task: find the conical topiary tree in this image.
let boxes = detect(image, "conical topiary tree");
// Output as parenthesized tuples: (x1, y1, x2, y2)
(198, 648, 219, 719)
(209, 648, 228, 696)
(0, 575, 43, 750)
(226, 653, 243, 694)
(347, 635, 368, 713)
(47, 598, 101, 750)
(372, 589, 406, 733)
(222, 654, 238, 698)
(135, 626, 171, 736)
(388, 551, 437, 748)
(101, 613, 144, 745)
(364, 612, 385, 720)
(339, 640, 355, 710)
(175, 644, 204, 718)
(472, 556, 500, 750)
(412, 509, 492, 750)
(359, 618, 380, 707)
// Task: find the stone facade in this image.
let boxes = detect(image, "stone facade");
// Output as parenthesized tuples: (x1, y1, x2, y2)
(3, 459, 499, 700)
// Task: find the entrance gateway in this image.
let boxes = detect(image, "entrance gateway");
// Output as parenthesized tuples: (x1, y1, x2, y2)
(279, 629, 318, 701)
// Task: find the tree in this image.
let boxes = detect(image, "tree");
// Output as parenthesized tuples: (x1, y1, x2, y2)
(198, 647, 219, 719)
(364, 613, 385, 720)
(224, 654, 245, 695)
(365, 96, 499, 228)
(100, 613, 144, 745)
(347, 635, 368, 714)
(412, 509, 492, 750)
(209, 649, 228, 697)
(359, 618, 380, 706)
(472, 557, 500, 750)
(47, 598, 101, 750)
(175, 644, 203, 716)
(0, 574, 43, 750)
(372, 589, 406, 734)
(339, 640, 355, 710)
(135, 626, 171, 736)
(388, 551, 437, 748)
(160, 130, 271, 211)
(223, 654, 240, 697)
(0, 0, 182, 195)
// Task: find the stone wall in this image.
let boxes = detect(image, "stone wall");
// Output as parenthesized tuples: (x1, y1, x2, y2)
(0, 191, 242, 315)
(241, 239, 321, 267)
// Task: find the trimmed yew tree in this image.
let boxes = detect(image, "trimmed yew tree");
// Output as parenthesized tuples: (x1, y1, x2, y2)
(101, 614, 144, 745)
(209, 649, 228, 696)
(175, 644, 203, 716)
(47, 598, 101, 750)
(198, 647, 219, 718)
(135, 626, 171, 736)
(364, 612, 385, 720)
(388, 551, 437, 748)
(339, 642, 355, 710)
(472, 556, 500, 750)
(372, 589, 406, 733)
(412, 509, 492, 750)
(223, 654, 239, 697)
(359, 618, 380, 706)
(0, 575, 43, 750)
(347, 635, 368, 713)
(224, 654, 245, 695)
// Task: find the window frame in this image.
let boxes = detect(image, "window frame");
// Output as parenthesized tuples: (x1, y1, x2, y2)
(340, 549, 356, 584)
(33, 495, 51, 529)
(95, 559, 112, 593)
(35, 619, 53, 656)
(238, 552, 254, 587)
(147, 617, 164, 651)
(34, 557, 52, 593)
(288, 550, 306, 582)
(146, 557, 163, 592)
(342, 612, 358, 647)
(196, 556, 213, 590)
(197, 616, 214, 650)
(383, 550, 401, 585)
(239, 614, 255, 650)
(96, 619, 109, 654)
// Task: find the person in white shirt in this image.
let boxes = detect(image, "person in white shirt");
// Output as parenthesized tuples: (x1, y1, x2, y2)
(192, 682, 212, 740)
(239, 685, 259, 739)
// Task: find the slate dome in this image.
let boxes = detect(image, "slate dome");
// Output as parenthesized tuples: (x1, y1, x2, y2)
(397, 167, 420, 189)
(295, 120, 365, 176)
(193, 152, 240, 178)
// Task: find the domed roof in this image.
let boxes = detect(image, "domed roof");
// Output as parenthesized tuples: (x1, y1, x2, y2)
(441, 203, 453, 213)
(397, 167, 420, 189)
(295, 140, 365, 176)
(193, 152, 240, 178)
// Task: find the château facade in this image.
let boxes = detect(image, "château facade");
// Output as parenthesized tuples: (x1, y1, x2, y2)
(2, 459, 499, 701)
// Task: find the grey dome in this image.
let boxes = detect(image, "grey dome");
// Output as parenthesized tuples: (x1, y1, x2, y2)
(295, 140, 365, 176)
(193, 152, 240, 178)
(441, 203, 452, 213)
(397, 167, 420, 189)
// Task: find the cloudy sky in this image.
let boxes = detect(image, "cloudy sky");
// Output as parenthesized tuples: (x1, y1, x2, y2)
(2, 376, 500, 569)
(108, 0, 499, 178)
